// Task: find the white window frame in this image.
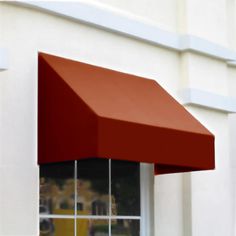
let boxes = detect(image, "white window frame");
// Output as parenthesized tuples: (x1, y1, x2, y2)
(39, 160, 154, 236)
(140, 163, 154, 236)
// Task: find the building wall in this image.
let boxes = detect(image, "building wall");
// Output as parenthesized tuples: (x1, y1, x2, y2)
(0, 1, 236, 235)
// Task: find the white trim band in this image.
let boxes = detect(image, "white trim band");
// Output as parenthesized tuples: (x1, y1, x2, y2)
(179, 35, 236, 61)
(0, 48, 9, 70)
(10, 1, 236, 64)
(4, 2, 236, 112)
(179, 88, 236, 113)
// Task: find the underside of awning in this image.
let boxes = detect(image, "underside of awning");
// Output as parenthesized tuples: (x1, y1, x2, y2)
(38, 53, 214, 174)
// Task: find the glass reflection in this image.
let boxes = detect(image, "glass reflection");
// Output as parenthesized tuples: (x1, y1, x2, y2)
(40, 218, 74, 236)
(77, 219, 109, 236)
(111, 219, 140, 236)
(40, 161, 75, 215)
(111, 160, 140, 216)
(77, 159, 109, 216)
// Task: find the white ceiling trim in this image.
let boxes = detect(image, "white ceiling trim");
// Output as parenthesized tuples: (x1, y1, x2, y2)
(9, 0, 236, 65)
(3, 1, 236, 112)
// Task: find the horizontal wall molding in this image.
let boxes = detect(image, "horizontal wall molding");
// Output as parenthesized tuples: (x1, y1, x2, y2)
(179, 35, 236, 61)
(179, 88, 236, 113)
(4, 2, 236, 112)
(0, 48, 8, 70)
(9, 1, 236, 65)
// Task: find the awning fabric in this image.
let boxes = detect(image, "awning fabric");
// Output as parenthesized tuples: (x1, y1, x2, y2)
(38, 53, 214, 174)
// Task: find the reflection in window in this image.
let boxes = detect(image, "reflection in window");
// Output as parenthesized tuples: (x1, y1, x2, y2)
(111, 219, 140, 236)
(77, 219, 109, 236)
(77, 159, 109, 216)
(39, 159, 141, 236)
(40, 218, 74, 236)
(111, 160, 140, 216)
(40, 161, 75, 215)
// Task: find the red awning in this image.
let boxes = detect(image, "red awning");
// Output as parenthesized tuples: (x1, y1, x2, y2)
(38, 53, 214, 174)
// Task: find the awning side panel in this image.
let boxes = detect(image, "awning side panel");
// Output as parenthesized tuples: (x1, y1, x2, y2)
(38, 55, 98, 164)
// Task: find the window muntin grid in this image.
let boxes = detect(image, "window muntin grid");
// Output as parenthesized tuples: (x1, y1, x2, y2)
(39, 159, 141, 236)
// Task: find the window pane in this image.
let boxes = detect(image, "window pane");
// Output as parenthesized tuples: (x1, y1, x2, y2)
(77, 159, 109, 215)
(40, 161, 75, 215)
(77, 219, 109, 236)
(111, 219, 140, 236)
(40, 218, 74, 236)
(111, 160, 140, 216)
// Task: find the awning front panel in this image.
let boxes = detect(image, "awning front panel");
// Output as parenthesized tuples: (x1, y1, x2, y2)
(38, 53, 214, 174)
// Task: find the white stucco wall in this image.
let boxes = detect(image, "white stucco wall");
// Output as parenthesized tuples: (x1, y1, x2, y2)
(229, 113, 236, 235)
(89, 0, 179, 33)
(0, 1, 236, 235)
(184, 0, 228, 46)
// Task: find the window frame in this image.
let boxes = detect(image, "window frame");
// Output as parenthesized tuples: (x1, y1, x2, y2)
(39, 160, 154, 236)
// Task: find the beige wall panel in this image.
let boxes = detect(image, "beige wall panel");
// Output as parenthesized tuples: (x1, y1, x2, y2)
(90, 0, 179, 32)
(185, 0, 227, 46)
(181, 53, 228, 96)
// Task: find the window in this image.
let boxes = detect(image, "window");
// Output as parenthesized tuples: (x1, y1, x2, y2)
(39, 159, 153, 236)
